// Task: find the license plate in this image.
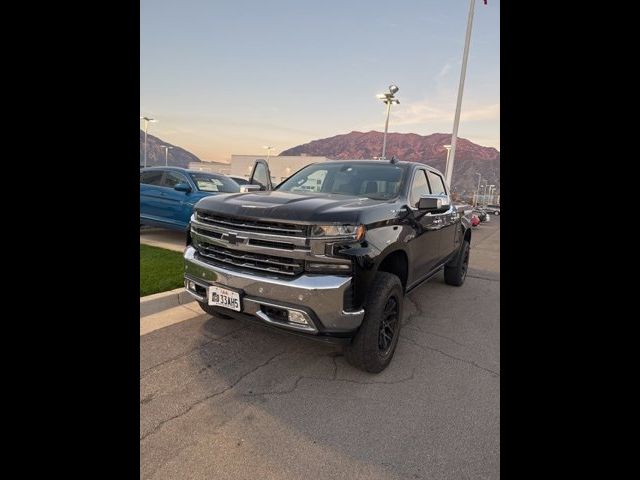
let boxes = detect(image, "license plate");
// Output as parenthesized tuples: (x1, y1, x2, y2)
(207, 285, 241, 311)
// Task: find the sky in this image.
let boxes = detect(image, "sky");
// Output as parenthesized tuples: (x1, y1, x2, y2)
(141, 0, 499, 162)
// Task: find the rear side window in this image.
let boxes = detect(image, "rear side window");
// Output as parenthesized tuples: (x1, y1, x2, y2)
(140, 170, 164, 185)
(409, 170, 429, 207)
(427, 171, 447, 195)
(161, 171, 188, 188)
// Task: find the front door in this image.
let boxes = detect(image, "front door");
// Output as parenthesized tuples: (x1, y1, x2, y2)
(158, 170, 193, 229)
(406, 169, 443, 286)
(426, 170, 459, 259)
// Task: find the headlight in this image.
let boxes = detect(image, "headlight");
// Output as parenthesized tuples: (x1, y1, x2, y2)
(310, 224, 366, 241)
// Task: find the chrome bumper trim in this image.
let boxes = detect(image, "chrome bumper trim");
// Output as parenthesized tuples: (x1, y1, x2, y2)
(184, 246, 364, 332)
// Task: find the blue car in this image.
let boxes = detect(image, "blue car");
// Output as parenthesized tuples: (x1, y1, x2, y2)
(140, 167, 241, 231)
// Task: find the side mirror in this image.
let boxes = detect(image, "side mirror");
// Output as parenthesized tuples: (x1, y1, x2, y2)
(418, 194, 450, 212)
(174, 183, 192, 193)
(240, 184, 261, 193)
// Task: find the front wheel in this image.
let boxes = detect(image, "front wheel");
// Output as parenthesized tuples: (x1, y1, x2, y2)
(444, 240, 470, 286)
(345, 272, 404, 373)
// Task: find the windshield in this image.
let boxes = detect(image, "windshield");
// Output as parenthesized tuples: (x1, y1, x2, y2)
(276, 162, 406, 199)
(189, 173, 240, 193)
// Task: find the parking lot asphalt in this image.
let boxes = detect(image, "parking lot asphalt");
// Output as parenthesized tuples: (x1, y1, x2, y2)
(140, 217, 500, 480)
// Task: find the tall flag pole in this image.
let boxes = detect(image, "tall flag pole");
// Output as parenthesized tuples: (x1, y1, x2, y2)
(445, 0, 486, 187)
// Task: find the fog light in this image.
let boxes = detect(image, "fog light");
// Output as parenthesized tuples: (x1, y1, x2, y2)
(187, 280, 196, 291)
(306, 262, 352, 272)
(288, 310, 309, 325)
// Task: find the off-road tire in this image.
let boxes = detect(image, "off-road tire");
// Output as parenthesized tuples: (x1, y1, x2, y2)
(444, 240, 470, 286)
(345, 272, 404, 373)
(197, 301, 233, 319)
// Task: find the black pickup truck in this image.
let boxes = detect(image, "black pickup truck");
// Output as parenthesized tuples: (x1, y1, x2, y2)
(184, 159, 472, 372)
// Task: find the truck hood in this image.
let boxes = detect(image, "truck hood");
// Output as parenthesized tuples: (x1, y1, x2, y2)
(194, 191, 394, 224)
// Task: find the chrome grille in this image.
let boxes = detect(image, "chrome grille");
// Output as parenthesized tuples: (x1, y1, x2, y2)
(196, 212, 307, 237)
(196, 241, 304, 276)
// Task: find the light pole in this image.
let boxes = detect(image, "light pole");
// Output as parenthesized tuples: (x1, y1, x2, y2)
(160, 145, 173, 166)
(140, 116, 157, 168)
(474, 173, 481, 207)
(488, 185, 496, 203)
(376, 85, 400, 160)
(445, 0, 479, 185)
(263, 145, 274, 162)
(485, 184, 494, 206)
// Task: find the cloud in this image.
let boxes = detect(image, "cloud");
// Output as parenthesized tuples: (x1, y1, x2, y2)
(391, 99, 500, 126)
(356, 96, 500, 149)
(436, 63, 452, 79)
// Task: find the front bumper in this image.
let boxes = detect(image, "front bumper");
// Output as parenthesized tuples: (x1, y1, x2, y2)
(183, 246, 365, 336)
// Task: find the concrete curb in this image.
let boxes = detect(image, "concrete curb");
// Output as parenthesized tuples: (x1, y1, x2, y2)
(140, 287, 196, 318)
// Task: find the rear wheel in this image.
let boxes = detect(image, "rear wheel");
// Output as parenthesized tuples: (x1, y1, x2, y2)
(444, 240, 470, 286)
(345, 272, 403, 373)
(197, 301, 233, 319)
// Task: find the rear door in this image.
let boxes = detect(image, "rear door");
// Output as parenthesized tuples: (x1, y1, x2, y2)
(249, 159, 273, 190)
(140, 169, 166, 221)
(406, 169, 444, 285)
(426, 170, 459, 260)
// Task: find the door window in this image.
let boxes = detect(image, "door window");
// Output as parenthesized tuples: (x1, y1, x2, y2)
(252, 162, 270, 188)
(409, 170, 429, 207)
(161, 171, 188, 188)
(426, 171, 447, 195)
(140, 170, 164, 185)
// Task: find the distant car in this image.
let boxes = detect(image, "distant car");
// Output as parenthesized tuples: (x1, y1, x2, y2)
(228, 175, 261, 192)
(140, 167, 241, 231)
(471, 214, 480, 227)
(486, 204, 500, 215)
(228, 175, 250, 185)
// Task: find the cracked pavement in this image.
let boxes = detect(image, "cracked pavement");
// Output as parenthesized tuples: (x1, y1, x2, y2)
(140, 217, 500, 479)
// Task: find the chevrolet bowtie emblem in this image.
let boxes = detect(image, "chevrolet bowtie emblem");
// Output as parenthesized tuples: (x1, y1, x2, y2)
(222, 233, 238, 245)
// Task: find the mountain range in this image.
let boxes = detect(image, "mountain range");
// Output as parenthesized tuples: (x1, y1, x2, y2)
(140, 129, 499, 195)
(140, 130, 203, 168)
(280, 131, 500, 194)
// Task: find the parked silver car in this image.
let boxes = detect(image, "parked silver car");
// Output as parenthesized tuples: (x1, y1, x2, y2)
(485, 204, 500, 215)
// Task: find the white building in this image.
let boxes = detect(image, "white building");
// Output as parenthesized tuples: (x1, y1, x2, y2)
(187, 161, 231, 175)
(230, 155, 329, 183)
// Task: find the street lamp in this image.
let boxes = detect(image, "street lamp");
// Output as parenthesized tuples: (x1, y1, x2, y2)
(474, 173, 481, 207)
(485, 184, 495, 206)
(160, 145, 173, 166)
(376, 84, 400, 160)
(140, 116, 157, 168)
(263, 145, 274, 162)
